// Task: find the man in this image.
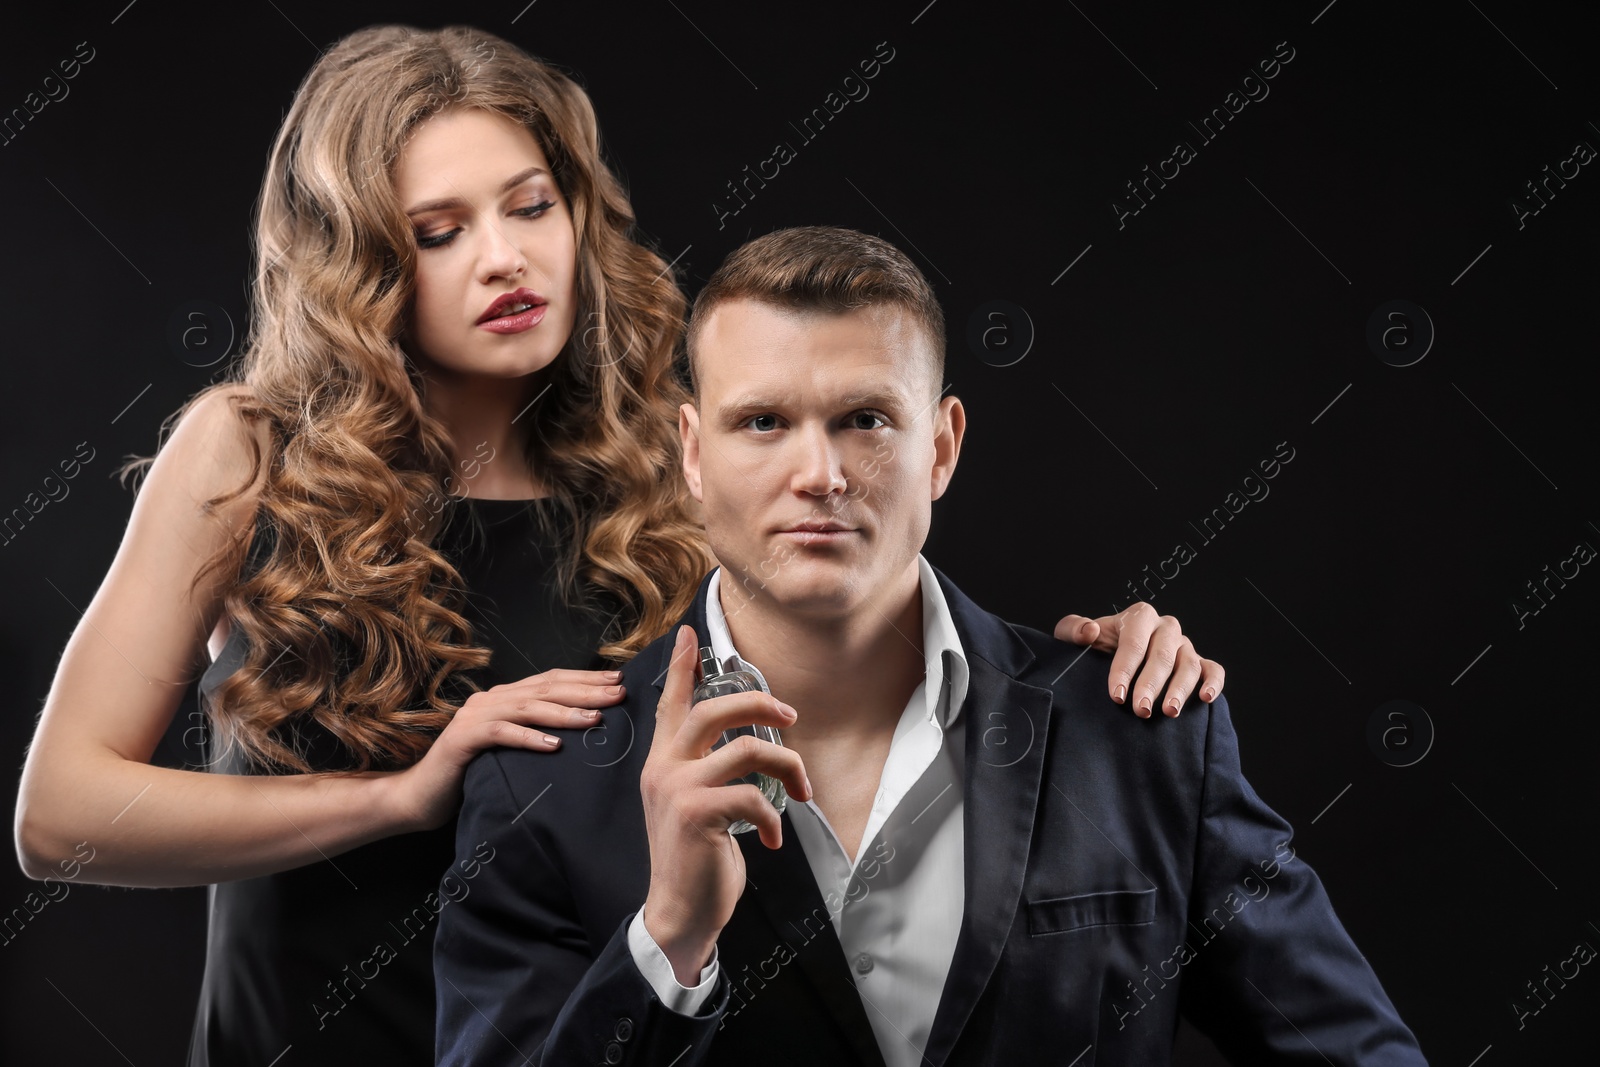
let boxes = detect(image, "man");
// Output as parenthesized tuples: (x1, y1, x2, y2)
(434, 227, 1426, 1065)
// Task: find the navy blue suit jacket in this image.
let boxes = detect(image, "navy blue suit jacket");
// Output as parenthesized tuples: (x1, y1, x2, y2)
(434, 567, 1426, 1065)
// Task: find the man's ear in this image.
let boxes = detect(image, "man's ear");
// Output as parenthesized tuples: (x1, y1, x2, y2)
(929, 395, 965, 502)
(679, 402, 704, 502)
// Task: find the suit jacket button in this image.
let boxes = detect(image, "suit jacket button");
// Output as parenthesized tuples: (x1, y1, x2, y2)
(604, 1041, 624, 1064)
(615, 1018, 634, 1042)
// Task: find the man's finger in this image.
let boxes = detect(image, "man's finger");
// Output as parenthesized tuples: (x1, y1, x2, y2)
(655, 625, 700, 742)
(710, 784, 785, 851)
(677, 691, 796, 762)
(697, 734, 810, 803)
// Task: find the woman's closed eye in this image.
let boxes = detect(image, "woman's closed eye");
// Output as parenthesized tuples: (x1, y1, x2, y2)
(415, 199, 558, 250)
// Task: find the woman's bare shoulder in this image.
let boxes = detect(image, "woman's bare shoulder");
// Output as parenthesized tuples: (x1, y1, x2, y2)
(157, 383, 276, 520)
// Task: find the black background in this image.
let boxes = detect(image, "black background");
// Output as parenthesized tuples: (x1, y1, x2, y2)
(3, 1, 1597, 1063)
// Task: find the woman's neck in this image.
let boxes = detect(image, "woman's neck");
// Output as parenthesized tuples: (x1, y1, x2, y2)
(419, 366, 548, 499)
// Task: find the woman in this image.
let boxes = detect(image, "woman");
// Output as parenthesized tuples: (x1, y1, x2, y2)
(13, 24, 1223, 1066)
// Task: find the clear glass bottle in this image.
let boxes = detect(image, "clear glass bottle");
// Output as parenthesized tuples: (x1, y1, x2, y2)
(693, 646, 788, 835)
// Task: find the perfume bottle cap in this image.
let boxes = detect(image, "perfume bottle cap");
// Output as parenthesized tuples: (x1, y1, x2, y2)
(698, 646, 721, 680)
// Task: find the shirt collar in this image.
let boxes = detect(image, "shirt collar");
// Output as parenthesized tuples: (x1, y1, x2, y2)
(703, 554, 970, 731)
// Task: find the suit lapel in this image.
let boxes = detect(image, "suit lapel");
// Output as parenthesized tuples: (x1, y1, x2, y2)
(652, 567, 1054, 1066)
(737, 818, 890, 1067)
(920, 576, 1054, 1067)
(650, 574, 887, 1066)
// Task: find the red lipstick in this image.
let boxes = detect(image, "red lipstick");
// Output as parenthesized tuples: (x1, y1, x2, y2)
(476, 288, 548, 333)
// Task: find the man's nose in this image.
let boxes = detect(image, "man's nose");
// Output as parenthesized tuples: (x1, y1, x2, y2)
(789, 423, 848, 498)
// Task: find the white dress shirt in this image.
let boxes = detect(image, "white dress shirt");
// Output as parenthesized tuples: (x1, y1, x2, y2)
(626, 555, 970, 1067)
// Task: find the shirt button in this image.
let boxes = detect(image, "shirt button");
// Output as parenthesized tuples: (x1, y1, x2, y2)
(854, 952, 874, 975)
(604, 1041, 624, 1064)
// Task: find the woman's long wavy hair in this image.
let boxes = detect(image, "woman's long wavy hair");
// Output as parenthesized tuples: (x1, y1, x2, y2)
(122, 25, 711, 773)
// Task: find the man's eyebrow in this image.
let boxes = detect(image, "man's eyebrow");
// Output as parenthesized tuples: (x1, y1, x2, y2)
(715, 393, 782, 419)
(714, 389, 908, 420)
(404, 166, 549, 215)
(839, 391, 907, 410)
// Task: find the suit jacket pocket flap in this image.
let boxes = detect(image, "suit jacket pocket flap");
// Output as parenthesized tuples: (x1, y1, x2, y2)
(1027, 887, 1156, 935)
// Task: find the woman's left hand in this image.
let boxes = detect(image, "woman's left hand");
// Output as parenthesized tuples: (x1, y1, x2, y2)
(1054, 603, 1225, 718)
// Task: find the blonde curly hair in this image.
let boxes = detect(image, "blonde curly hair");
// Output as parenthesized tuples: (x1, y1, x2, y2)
(122, 25, 711, 773)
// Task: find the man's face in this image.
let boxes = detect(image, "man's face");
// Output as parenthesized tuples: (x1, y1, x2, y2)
(680, 298, 963, 621)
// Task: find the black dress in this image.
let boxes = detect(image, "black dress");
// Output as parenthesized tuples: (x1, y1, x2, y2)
(187, 497, 614, 1066)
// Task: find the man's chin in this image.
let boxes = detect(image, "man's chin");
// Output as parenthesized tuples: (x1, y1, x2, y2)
(768, 583, 859, 618)
(726, 564, 863, 620)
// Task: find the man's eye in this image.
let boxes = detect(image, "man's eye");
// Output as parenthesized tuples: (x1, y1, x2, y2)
(849, 411, 887, 430)
(748, 414, 779, 432)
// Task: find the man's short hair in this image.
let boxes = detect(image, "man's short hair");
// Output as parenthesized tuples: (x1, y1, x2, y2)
(684, 226, 946, 399)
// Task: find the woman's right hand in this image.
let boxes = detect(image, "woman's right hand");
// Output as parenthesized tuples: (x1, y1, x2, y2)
(389, 668, 627, 832)
(17, 388, 631, 886)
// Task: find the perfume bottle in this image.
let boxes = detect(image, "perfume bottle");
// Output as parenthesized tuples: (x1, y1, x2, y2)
(692, 646, 788, 835)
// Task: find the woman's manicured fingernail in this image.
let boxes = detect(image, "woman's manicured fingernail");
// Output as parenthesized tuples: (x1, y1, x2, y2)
(1113, 684, 1126, 703)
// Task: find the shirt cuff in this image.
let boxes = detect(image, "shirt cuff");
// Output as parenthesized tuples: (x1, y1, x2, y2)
(627, 906, 720, 1016)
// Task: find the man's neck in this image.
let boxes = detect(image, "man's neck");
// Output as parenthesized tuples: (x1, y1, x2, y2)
(719, 562, 927, 749)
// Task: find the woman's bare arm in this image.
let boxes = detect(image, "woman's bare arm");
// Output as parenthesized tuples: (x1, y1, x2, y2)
(14, 387, 620, 888)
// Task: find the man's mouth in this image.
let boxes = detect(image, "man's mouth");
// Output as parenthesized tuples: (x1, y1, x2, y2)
(777, 521, 858, 544)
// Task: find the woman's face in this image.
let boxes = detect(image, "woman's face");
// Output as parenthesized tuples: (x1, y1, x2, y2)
(393, 108, 578, 381)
